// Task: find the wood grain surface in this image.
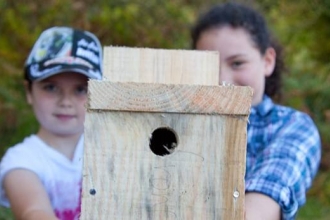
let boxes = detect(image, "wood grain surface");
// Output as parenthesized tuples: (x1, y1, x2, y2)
(102, 46, 219, 85)
(81, 112, 247, 220)
(88, 81, 253, 115)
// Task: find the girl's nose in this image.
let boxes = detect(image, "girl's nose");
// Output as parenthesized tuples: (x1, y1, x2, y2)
(58, 92, 73, 107)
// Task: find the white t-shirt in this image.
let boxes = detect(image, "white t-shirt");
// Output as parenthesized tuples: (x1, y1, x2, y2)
(0, 134, 84, 220)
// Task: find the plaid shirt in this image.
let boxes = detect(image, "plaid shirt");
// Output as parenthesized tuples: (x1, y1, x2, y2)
(245, 95, 321, 220)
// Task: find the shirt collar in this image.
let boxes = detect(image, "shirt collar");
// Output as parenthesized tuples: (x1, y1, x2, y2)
(250, 95, 274, 117)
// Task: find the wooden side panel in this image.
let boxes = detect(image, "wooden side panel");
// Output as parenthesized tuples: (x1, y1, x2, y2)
(81, 112, 246, 220)
(88, 81, 253, 115)
(102, 47, 219, 85)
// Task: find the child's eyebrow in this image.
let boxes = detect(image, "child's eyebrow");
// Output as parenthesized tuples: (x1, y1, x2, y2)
(38, 80, 54, 84)
(75, 83, 88, 86)
(226, 54, 247, 61)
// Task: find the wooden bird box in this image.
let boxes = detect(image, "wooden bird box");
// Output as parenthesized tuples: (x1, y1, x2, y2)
(81, 47, 253, 220)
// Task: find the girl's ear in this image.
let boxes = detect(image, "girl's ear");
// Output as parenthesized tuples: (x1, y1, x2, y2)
(24, 81, 33, 105)
(264, 47, 276, 77)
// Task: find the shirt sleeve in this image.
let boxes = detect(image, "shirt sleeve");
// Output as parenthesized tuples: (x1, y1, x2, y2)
(245, 111, 321, 220)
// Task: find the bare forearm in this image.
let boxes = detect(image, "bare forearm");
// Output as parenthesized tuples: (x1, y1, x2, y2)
(245, 192, 281, 220)
(17, 209, 58, 220)
(4, 170, 58, 220)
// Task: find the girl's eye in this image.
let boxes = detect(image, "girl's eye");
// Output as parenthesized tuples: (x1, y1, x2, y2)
(76, 86, 88, 95)
(43, 84, 58, 92)
(231, 61, 244, 68)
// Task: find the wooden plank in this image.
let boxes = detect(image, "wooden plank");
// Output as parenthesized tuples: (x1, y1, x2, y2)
(88, 81, 253, 115)
(102, 47, 219, 85)
(81, 112, 246, 220)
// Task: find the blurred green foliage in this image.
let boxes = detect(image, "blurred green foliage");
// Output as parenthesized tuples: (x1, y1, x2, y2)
(0, 0, 329, 219)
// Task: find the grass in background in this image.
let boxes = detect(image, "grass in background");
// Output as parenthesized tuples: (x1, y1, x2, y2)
(0, 207, 12, 220)
(297, 197, 330, 220)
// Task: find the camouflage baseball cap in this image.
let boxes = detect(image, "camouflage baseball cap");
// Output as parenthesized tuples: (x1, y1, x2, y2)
(25, 26, 102, 81)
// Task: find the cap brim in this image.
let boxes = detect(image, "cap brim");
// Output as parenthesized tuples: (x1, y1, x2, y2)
(27, 64, 102, 82)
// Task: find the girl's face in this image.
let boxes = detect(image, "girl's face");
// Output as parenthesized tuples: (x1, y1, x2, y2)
(26, 72, 88, 138)
(196, 26, 275, 106)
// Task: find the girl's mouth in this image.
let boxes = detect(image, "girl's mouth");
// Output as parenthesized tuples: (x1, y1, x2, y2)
(55, 114, 75, 121)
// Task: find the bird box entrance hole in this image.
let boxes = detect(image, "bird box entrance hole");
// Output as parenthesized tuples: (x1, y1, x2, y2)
(149, 127, 178, 156)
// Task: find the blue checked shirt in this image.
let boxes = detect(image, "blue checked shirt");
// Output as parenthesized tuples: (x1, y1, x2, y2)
(245, 95, 321, 220)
